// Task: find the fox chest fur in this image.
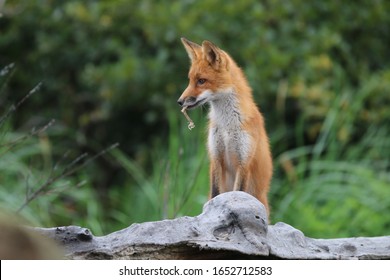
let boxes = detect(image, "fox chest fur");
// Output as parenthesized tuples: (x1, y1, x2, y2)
(207, 89, 252, 188)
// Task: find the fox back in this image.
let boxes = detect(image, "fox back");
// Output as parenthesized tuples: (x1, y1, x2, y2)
(178, 38, 272, 215)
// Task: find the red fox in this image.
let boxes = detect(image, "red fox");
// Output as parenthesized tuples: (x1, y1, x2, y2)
(177, 38, 273, 215)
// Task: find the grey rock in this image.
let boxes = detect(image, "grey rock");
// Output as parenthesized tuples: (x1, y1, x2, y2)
(33, 191, 390, 259)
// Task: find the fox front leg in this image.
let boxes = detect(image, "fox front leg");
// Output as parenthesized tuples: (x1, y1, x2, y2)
(209, 159, 226, 199)
(233, 166, 247, 192)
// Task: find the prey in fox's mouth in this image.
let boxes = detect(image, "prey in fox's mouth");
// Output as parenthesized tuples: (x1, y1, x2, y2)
(177, 96, 208, 130)
(180, 106, 195, 130)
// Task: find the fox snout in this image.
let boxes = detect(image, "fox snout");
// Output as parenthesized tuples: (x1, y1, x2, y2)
(177, 96, 196, 107)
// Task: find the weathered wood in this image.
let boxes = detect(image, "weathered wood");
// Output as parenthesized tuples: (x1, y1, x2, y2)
(33, 192, 390, 259)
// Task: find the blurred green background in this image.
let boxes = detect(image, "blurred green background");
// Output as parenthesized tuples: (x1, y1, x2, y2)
(1, 0, 389, 238)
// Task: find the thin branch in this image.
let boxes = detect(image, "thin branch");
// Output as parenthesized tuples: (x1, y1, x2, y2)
(0, 82, 42, 128)
(60, 152, 89, 175)
(53, 150, 70, 171)
(0, 63, 16, 100)
(41, 179, 87, 196)
(16, 142, 120, 213)
(0, 119, 55, 157)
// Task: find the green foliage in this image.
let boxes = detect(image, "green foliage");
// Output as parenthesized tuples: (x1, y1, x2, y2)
(0, 88, 91, 231)
(108, 109, 208, 227)
(1, 0, 389, 237)
(0, 65, 118, 235)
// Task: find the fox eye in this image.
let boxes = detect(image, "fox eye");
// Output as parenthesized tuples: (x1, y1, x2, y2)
(197, 78, 206, 85)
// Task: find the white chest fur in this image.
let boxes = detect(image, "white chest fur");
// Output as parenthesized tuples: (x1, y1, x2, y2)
(207, 90, 252, 166)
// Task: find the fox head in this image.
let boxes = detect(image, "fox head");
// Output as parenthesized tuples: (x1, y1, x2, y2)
(177, 38, 234, 109)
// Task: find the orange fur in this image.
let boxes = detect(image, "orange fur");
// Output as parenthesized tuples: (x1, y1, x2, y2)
(177, 38, 272, 216)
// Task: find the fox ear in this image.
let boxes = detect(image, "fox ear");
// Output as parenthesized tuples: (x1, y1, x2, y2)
(181, 37, 201, 61)
(202, 40, 223, 68)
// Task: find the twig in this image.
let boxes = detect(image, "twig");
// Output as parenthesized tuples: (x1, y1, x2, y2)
(0, 82, 42, 128)
(0, 63, 16, 104)
(0, 119, 55, 157)
(16, 142, 120, 213)
(53, 150, 71, 171)
(181, 106, 195, 130)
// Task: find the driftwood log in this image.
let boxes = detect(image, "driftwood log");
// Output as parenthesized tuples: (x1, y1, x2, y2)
(33, 191, 390, 259)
